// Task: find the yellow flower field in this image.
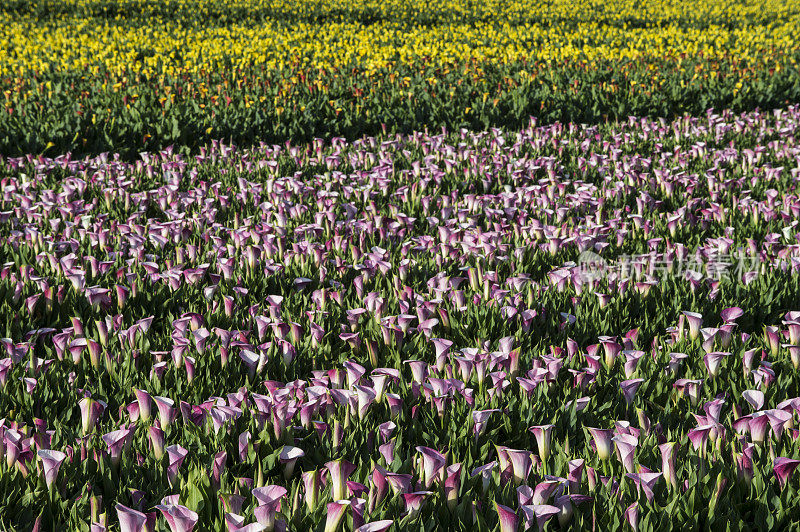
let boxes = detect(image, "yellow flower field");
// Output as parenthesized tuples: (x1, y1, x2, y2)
(1, 0, 797, 78)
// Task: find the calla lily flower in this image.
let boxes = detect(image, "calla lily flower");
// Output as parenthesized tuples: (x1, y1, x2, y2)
(471, 461, 497, 493)
(355, 521, 393, 532)
(154, 396, 177, 428)
(369, 466, 390, 512)
(431, 338, 454, 369)
(325, 459, 357, 501)
(532, 480, 561, 505)
(148, 426, 165, 459)
(166, 444, 188, 485)
(385, 473, 413, 495)
(600, 339, 621, 370)
(673, 379, 702, 405)
(529, 425, 554, 462)
(473, 409, 499, 437)
(494, 502, 517, 532)
(586, 427, 614, 461)
(354, 385, 376, 420)
(404, 360, 429, 384)
(219, 493, 245, 514)
(626, 472, 662, 502)
(766, 409, 793, 440)
(116, 504, 147, 532)
(324, 500, 351, 532)
(687, 425, 713, 454)
(4, 428, 22, 469)
(658, 442, 678, 490)
(223, 513, 266, 532)
(721, 307, 743, 323)
(613, 434, 638, 473)
(517, 485, 534, 507)
(102, 428, 133, 467)
(155, 500, 199, 532)
(624, 502, 638, 531)
(279, 446, 304, 479)
(377, 421, 396, 443)
(0, 358, 12, 388)
(253, 485, 288, 506)
(252, 485, 288, 531)
(402, 491, 432, 519)
(520, 504, 560, 532)
(620, 379, 644, 405)
(213, 451, 227, 488)
(79, 397, 105, 435)
(568, 459, 585, 493)
(134, 389, 152, 423)
(444, 463, 462, 509)
(415, 446, 447, 487)
(682, 311, 702, 341)
(742, 390, 765, 411)
(703, 352, 730, 377)
(747, 413, 771, 443)
(764, 326, 781, 357)
(302, 469, 323, 511)
(773, 457, 800, 490)
(506, 449, 533, 485)
(37, 449, 67, 490)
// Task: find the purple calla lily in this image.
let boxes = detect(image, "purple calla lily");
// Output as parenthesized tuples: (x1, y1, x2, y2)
(520, 504, 560, 532)
(742, 390, 765, 411)
(568, 459, 585, 493)
(747, 413, 771, 443)
(116, 503, 147, 532)
(252, 485, 287, 531)
(703, 352, 730, 377)
(148, 426, 165, 459)
(682, 311, 703, 341)
(620, 379, 644, 405)
(155, 499, 199, 532)
(658, 442, 678, 490)
(402, 491, 432, 520)
(324, 500, 351, 532)
(626, 472, 662, 502)
(355, 521, 393, 532)
(415, 446, 447, 488)
(529, 425, 554, 462)
(494, 502, 517, 532)
(302, 469, 323, 511)
(279, 446, 304, 479)
(154, 396, 177, 428)
(166, 444, 188, 486)
(37, 449, 66, 490)
(624, 502, 638, 531)
(325, 459, 357, 501)
(223, 512, 266, 532)
(102, 428, 133, 467)
(385, 473, 413, 495)
(79, 397, 104, 435)
(471, 461, 497, 493)
(444, 463, 462, 510)
(586, 427, 614, 461)
(219, 493, 245, 515)
(612, 434, 638, 473)
(774, 457, 800, 490)
(506, 449, 533, 485)
(532, 480, 561, 505)
(687, 425, 713, 454)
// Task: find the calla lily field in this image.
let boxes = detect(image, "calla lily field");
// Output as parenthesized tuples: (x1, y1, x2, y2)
(4, 0, 800, 531)
(3, 106, 800, 530)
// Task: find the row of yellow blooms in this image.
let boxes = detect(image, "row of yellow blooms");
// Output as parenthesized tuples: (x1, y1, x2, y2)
(1, 0, 798, 78)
